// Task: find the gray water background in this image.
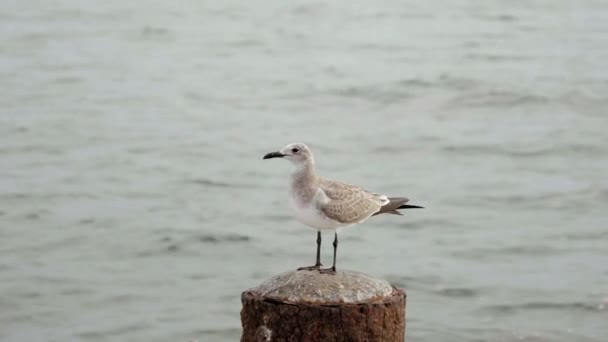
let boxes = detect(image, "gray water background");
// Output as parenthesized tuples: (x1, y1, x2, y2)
(1, 1, 608, 341)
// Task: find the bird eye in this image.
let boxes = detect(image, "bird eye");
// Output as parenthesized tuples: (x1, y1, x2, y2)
(291, 148, 299, 153)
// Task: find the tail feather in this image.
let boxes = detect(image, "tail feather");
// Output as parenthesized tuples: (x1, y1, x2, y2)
(373, 197, 424, 216)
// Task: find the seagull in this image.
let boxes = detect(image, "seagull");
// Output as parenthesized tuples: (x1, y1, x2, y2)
(263, 143, 423, 274)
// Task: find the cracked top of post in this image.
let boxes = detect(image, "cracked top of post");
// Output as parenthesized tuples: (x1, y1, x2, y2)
(246, 270, 396, 304)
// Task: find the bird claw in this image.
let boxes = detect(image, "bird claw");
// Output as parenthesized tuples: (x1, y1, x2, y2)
(319, 267, 336, 275)
(297, 264, 322, 271)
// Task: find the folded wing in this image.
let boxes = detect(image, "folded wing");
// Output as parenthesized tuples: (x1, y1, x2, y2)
(318, 178, 386, 224)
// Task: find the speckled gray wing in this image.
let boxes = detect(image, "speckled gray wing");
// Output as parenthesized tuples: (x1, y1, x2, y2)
(318, 178, 386, 224)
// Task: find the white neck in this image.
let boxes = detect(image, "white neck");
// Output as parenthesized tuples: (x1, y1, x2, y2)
(289, 159, 317, 204)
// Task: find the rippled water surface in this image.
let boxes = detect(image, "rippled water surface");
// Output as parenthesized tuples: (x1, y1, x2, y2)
(1, 1, 608, 341)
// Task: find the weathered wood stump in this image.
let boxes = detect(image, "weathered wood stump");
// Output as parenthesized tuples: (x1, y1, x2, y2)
(241, 270, 406, 342)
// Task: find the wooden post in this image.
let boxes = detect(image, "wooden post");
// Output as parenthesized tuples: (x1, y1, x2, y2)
(240, 270, 406, 342)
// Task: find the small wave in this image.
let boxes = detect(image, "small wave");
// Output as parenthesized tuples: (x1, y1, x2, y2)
(553, 230, 608, 241)
(198, 233, 251, 244)
(0, 192, 98, 200)
(384, 274, 443, 289)
(166, 244, 179, 252)
(350, 43, 410, 52)
(452, 245, 560, 259)
(482, 300, 605, 314)
(394, 218, 457, 231)
(371, 143, 433, 154)
(436, 74, 480, 90)
(53, 76, 83, 85)
(434, 287, 480, 298)
(188, 273, 213, 280)
(327, 77, 437, 103)
(59, 288, 95, 296)
(473, 185, 604, 209)
(476, 192, 564, 204)
(331, 84, 413, 103)
(441, 144, 497, 155)
(448, 90, 549, 108)
(190, 327, 242, 339)
(100, 294, 151, 305)
(137, 233, 251, 257)
(136, 245, 190, 257)
(141, 26, 170, 38)
(126, 146, 156, 154)
(189, 178, 231, 188)
(465, 53, 531, 62)
(291, 3, 325, 16)
(16, 291, 42, 299)
(224, 39, 263, 47)
(598, 188, 608, 201)
(28, 275, 70, 285)
(79, 323, 149, 339)
(24, 211, 48, 220)
(258, 214, 292, 222)
(24, 213, 40, 220)
(440, 143, 552, 157)
(78, 218, 96, 225)
(283, 77, 445, 103)
(440, 143, 605, 158)
(188, 178, 254, 189)
(0, 192, 29, 199)
(504, 149, 554, 157)
(476, 14, 519, 22)
(397, 78, 435, 88)
(29, 236, 89, 253)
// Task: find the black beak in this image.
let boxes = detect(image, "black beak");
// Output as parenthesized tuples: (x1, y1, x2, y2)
(263, 151, 285, 160)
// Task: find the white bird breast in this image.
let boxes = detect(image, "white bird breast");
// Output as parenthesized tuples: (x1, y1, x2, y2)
(288, 189, 344, 230)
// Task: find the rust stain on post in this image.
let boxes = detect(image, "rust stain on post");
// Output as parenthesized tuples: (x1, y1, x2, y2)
(240, 270, 406, 342)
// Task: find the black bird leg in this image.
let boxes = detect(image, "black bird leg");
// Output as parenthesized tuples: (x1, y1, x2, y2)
(297, 231, 323, 271)
(320, 232, 337, 274)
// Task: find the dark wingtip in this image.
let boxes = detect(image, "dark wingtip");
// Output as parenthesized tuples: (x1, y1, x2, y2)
(398, 204, 424, 209)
